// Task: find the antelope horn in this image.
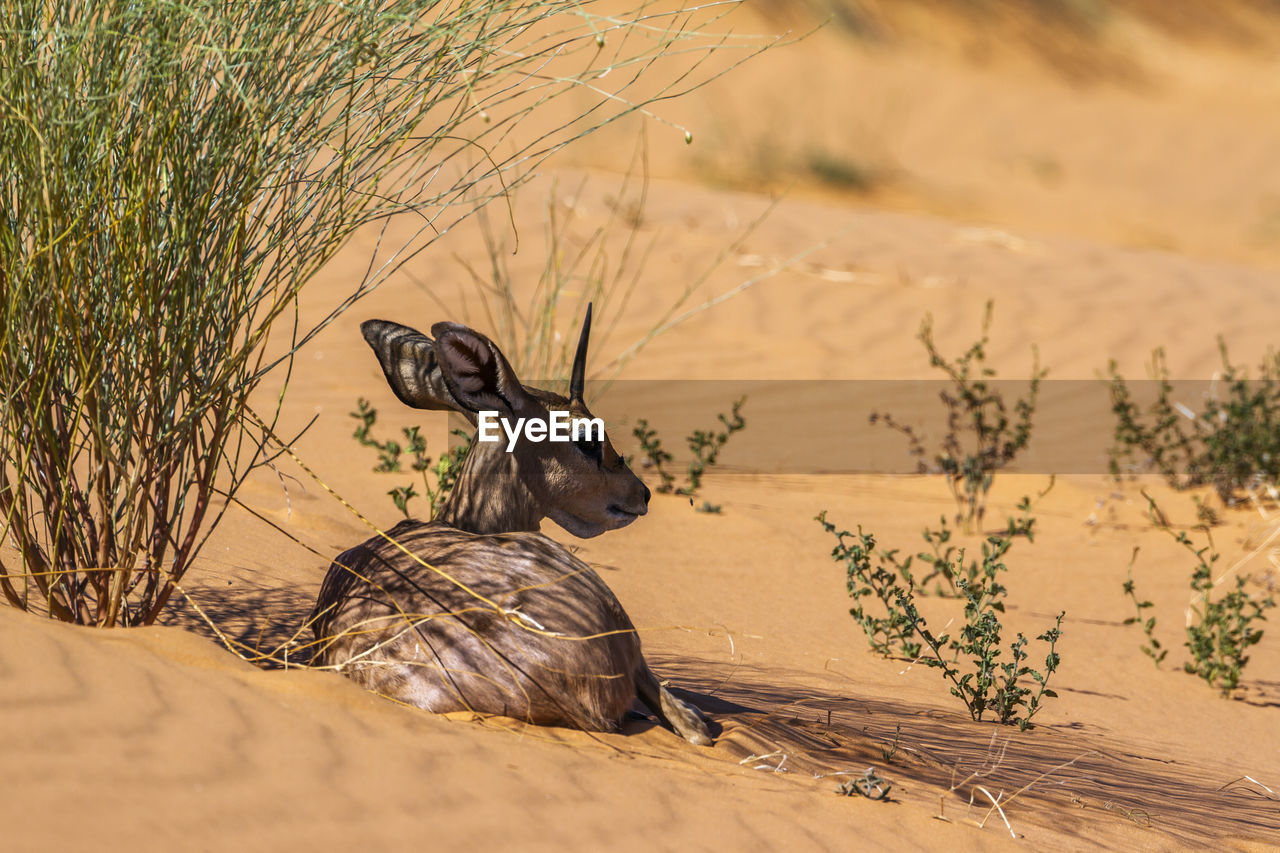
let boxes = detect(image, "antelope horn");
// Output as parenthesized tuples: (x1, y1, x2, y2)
(569, 303, 592, 403)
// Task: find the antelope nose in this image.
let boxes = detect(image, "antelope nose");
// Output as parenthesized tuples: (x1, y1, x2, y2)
(642, 484, 651, 505)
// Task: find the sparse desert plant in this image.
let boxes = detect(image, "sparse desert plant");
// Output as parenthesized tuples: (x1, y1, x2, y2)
(444, 151, 792, 392)
(805, 149, 880, 192)
(352, 398, 408, 474)
(880, 724, 902, 764)
(350, 399, 469, 519)
(632, 420, 677, 494)
(633, 396, 746, 512)
(0, 0, 764, 625)
(682, 396, 748, 498)
(816, 512, 922, 658)
(1107, 339, 1280, 505)
(1122, 547, 1167, 667)
(819, 487, 1063, 730)
(1186, 571, 1274, 696)
(914, 480, 1051, 597)
(1133, 493, 1276, 696)
(896, 536, 1062, 731)
(834, 767, 892, 801)
(872, 300, 1046, 532)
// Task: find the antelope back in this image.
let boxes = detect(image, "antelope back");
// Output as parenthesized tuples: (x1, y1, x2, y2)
(311, 519, 644, 729)
(359, 307, 649, 538)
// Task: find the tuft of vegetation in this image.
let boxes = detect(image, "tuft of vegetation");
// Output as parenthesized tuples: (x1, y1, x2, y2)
(1132, 493, 1276, 696)
(632, 419, 677, 495)
(901, 586, 1063, 732)
(805, 149, 879, 192)
(352, 399, 406, 474)
(835, 767, 892, 801)
(633, 397, 746, 511)
(1107, 339, 1280, 505)
(816, 513, 922, 658)
(684, 397, 748, 497)
(880, 724, 902, 764)
(872, 301, 1046, 532)
(450, 148, 791, 392)
(819, 485, 1063, 730)
(350, 400, 470, 519)
(1122, 547, 1167, 667)
(0, 0, 768, 626)
(914, 481, 1050, 597)
(1185, 570, 1274, 697)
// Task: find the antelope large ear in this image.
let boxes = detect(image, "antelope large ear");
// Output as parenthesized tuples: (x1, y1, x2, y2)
(430, 321, 539, 419)
(361, 320, 470, 417)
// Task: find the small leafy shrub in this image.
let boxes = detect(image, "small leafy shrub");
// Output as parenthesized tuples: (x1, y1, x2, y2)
(350, 399, 470, 519)
(1122, 547, 1167, 666)
(1129, 493, 1276, 696)
(632, 420, 676, 494)
(805, 149, 879, 192)
(1186, 568, 1272, 697)
(818, 489, 1063, 730)
(1107, 339, 1280, 504)
(914, 482, 1050, 597)
(899, 575, 1062, 731)
(835, 768, 891, 801)
(880, 725, 902, 764)
(352, 398, 408, 473)
(872, 301, 1046, 532)
(633, 397, 746, 511)
(816, 513, 922, 658)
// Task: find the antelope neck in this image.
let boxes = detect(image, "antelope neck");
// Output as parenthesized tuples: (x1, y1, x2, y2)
(434, 438, 543, 535)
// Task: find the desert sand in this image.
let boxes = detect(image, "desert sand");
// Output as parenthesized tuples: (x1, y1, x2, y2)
(4, 4, 1280, 850)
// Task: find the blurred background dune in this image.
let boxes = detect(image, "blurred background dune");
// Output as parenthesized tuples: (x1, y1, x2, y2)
(552, 0, 1280, 268)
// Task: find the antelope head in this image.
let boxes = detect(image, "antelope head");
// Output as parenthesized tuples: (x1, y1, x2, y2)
(359, 306, 650, 538)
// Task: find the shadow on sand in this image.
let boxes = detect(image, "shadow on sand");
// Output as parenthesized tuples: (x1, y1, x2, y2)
(163, 584, 1278, 847)
(655, 656, 1280, 848)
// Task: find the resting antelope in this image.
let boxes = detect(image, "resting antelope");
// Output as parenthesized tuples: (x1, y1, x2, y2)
(310, 308, 712, 745)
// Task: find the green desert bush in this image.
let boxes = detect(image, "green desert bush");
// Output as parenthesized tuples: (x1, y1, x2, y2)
(1125, 494, 1276, 696)
(872, 300, 1046, 532)
(818, 487, 1062, 730)
(1122, 547, 1167, 667)
(1107, 339, 1280, 506)
(0, 0, 768, 626)
(816, 516, 922, 658)
(910, 482, 1049, 598)
(350, 399, 469, 518)
(633, 396, 746, 512)
(899, 565, 1063, 731)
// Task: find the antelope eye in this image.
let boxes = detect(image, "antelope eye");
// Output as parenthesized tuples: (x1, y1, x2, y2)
(573, 436, 602, 462)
